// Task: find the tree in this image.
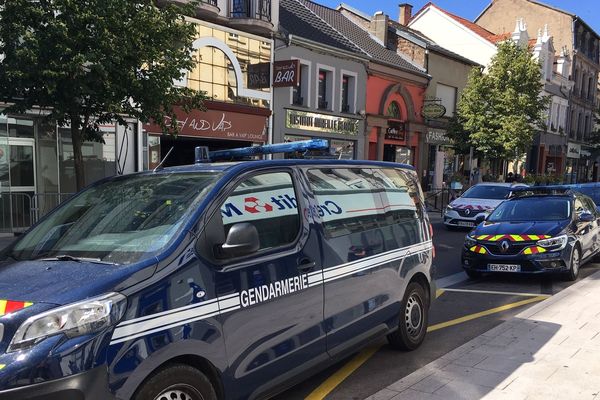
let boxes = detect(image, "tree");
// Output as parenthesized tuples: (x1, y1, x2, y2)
(448, 41, 550, 170)
(0, 0, 208, 190)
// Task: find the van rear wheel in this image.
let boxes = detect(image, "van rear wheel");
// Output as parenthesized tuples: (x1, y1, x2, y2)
(134, 364, 217, 400)
(387, 282, 428, 351)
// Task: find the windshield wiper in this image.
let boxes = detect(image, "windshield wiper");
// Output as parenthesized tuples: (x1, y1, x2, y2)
(40, 255, 118, 265)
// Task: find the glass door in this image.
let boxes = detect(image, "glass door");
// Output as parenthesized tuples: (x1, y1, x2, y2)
(0, 138, 36, 231)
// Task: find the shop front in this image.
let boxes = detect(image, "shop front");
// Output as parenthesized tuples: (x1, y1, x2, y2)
(423, 128, 458, 191)
(0, 113, 138, 232)
(282, 109, 362, 159)
(142, 103, 269, 167)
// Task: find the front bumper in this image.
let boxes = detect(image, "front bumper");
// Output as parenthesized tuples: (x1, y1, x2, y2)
(461, 247, 571, 274)
(443, 210, 485, 227)
(0, 366, 114, 400)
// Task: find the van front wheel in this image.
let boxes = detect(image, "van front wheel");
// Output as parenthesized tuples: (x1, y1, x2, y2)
(134, 364, 217, 400)
(387, 282, 428, 351)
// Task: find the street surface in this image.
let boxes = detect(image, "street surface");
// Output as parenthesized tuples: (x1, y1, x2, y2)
(275, 214, 600, 400)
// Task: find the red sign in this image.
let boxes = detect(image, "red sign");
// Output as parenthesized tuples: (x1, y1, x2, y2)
(144, 107, 267, 142)
(273, 60, 300, 87)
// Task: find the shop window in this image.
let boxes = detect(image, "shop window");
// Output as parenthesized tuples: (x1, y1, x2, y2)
(292, 63, 309, 107)
(59, 127, 117, 194)
(317, 68, 333, 110)
(341, 74, 356, 113)
(8, 118, 34, 138)
(387, 102, 401, 119)
(436, 84, 456, 117)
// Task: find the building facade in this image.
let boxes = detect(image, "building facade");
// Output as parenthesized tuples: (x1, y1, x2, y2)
(272, 0, 368, 159)
(143, 1, 278, 167)
(476, 0, 600, 182)
(316, 3, 429, 168)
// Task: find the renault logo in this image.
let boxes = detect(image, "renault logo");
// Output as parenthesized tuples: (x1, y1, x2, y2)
(464, 209, 471, 216)
(500, 240, 510, 252)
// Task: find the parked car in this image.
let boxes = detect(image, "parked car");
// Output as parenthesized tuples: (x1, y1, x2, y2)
(0, 141, 434, 400)
(444, 182, 528, 229)
(462, 186, 600, 280)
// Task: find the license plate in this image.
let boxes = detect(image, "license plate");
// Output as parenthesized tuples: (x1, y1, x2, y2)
(458, 221, 475, 227)
(488, 264, 521, 272)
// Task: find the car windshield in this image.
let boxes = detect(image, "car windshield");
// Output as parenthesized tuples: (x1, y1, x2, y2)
(487, 198, 571, 222)
(8, 172, 221, 264)
(461, 185, 512, 200)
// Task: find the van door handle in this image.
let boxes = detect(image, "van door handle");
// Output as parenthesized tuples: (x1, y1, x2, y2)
(297, 259, 316, 273)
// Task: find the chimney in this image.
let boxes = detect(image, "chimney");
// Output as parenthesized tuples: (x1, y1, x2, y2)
(369, 12, 389, 45)
(399, 3, 413, 26)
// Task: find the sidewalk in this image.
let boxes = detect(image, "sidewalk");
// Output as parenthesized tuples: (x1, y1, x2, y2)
(366, 270, 600, 400)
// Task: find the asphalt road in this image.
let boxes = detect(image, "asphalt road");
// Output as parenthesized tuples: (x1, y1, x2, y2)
(274, 215, 600, 400)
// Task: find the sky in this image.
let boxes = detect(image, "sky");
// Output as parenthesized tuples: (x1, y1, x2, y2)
(318, 0, 600, 34)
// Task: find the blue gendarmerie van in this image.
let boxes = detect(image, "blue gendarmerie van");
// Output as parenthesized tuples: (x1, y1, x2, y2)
(0, 141, 434, 400)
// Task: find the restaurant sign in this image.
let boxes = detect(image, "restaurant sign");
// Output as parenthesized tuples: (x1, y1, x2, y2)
(286, 109, 359, 135)
(385, 121, 405, 140)
(144, 107, 267, 142)
(421, 103, 446, 119)
(567, 142, 581, 159)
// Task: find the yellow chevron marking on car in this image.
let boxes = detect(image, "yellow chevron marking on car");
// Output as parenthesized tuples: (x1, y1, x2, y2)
(0, 300, 33, 317)
(523, 246, 547, 255)
(510, 235, 525, 242)
(469, 245, 487, 254)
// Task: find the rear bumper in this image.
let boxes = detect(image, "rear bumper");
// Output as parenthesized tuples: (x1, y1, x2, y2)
(0, 366, 114, 400)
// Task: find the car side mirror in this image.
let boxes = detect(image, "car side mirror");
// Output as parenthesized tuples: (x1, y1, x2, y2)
(221, 223, 260, 258)
(579, 212, 594, 223)
(475, 215, 486, 224)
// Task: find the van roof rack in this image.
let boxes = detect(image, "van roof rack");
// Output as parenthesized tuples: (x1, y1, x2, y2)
(509, 185, 574, 198)
(195, 139, 332, 163)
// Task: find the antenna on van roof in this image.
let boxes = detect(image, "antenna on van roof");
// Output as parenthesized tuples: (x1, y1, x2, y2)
(153, 146, 174, 172)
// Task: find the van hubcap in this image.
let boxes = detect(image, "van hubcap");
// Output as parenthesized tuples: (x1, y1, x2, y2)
(155, 385, 204, 400)
(405, 294, 423, 337)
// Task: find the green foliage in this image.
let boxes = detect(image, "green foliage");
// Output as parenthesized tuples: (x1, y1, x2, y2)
(451, 41, 550, 161)
(0, 0, 208, 189)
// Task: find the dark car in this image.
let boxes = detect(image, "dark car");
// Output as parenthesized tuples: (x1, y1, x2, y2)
(462, 187, 600, 281)
(0, 141, 434, 400)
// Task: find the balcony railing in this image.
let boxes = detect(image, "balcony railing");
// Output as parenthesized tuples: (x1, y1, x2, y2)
(230, 0, 271, 22)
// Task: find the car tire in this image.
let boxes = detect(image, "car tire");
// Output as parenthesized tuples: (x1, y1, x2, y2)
(387, 282, 428, 351)
(564, 245, 581, 282)
(465, 269, 482, 279)
(133, 364, 217, 400)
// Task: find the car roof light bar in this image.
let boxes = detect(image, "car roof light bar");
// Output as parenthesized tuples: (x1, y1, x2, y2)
(197, 139, 331, 163)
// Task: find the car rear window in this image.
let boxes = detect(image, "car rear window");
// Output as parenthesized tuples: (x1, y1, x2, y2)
(461, 185, 511, 200)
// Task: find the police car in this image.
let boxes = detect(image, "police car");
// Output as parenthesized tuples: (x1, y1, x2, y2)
(444, 182, 528, 229)
(462, 186, 600, 280)
(0, 140, 434, 400)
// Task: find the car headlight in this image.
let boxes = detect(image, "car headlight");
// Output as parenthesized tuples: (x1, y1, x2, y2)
(445, 205, 454, 213)
(8, 293, 126, 353)
(465, 235, 477, 248)
(537, 234, 568, 250)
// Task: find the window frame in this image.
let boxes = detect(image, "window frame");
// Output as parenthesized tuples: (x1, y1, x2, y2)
(289, 58, 311, 107)
(339, 69, 357, 114)
(315, 64, 335, 111)
(200, 168, 306, 269)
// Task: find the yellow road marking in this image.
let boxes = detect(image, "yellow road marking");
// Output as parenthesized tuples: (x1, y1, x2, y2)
(304, 295, 548, 399)
(441, 288, 551, 298)
(305, 345, 380, 400)
(436, 289, 445, 298)
(427, 295, 548, 332)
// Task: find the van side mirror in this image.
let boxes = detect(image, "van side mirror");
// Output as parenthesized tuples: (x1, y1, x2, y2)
(579, 212, 594, 223)
(475, 214, 486, 224)
(221, 223, 260, 258)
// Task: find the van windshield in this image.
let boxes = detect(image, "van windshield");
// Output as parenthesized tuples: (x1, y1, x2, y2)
(8, 172, 221, 265)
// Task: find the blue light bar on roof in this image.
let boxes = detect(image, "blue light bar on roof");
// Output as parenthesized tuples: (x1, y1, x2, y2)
(206, 139, 330, 162)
